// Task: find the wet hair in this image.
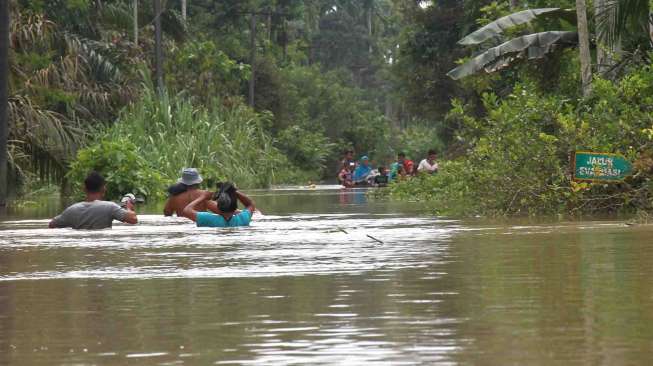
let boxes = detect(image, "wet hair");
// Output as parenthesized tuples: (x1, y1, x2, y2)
(167, 183, 199, 196)
(428, 149, 437, 156)
(214, 182, 238, 213)
(398, 152, 406, 158)
(84, 171, 106, 193)
(378, 166, 386, 173)
(345, 149, 353, 155)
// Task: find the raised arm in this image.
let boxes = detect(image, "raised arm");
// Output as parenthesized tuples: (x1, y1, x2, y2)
(183, 191, 213, 221)
(236, 191, 256, 213)
(120, 200, 138, 224)
(206, 199, 220, 214)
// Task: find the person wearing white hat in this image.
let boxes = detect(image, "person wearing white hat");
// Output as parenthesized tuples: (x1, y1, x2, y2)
(163, 168, 218, 217)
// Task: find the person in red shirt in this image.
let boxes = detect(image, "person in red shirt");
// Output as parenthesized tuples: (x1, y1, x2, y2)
(397, 152, 415, 176)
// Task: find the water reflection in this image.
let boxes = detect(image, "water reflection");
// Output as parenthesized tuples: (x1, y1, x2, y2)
(1, 187, 653, 365)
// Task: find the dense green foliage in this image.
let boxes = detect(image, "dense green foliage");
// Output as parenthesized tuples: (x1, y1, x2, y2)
(387, 65, 653, 216)
(8, 0, 418, 194)
(68, 139, 165, 200)
(102, 87, 294, 190)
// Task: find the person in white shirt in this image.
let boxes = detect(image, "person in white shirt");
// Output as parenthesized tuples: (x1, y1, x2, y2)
(417, 149, 439, 174)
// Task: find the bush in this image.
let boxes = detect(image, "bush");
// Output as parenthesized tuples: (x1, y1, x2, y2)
(394, 124, 445, 161)
(277, 125, 336, 173)
(385, 64, 653, 217)
(67, 139, 165, 200)
(165, 40, 250, 101)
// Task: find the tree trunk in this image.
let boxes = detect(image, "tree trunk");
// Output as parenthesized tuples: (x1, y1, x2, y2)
(367, 4, 373, 54)
(0, 0, 8, 206)
(267, 11, 272, 42)
(249, 13, 256, 107)
(181, 0, 186, 21)
(153, 0, 164, 94)
(576, 0, 592, 97)
(649, 10, 653, 47)
(133, 0, 138, 45)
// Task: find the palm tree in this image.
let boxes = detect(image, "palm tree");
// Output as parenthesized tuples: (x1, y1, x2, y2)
(597, 0, 652, 48)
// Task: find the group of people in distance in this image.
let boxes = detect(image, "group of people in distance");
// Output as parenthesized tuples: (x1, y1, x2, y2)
(49, 168, 255, 230)
(337, 149, 439, 188)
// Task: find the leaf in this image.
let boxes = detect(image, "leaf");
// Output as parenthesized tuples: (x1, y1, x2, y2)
(458, 8, 576, 46)
(447, 31, 578, 80)
(596, 0, 650, 49)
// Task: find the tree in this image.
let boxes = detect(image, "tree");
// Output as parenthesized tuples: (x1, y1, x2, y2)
(154, 0, 164, 93)
(133, 0, 138, 45)
(0, 0, 8, 205)
(576, 0, 592, 96)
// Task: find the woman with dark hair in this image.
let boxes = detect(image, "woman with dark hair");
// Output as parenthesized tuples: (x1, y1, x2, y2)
(183, 182, 256, 228)
(163, 168, 219, 217)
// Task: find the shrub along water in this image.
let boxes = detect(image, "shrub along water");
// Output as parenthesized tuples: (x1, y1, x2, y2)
(68, 87, 296, 200)
(384, 65, 653, 217)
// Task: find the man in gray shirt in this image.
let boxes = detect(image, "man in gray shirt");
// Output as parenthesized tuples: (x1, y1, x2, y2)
(49, 171, 138, 229)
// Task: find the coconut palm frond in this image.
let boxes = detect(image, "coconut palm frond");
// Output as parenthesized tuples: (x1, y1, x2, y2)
(62, 32, 123, 83)
(98, 2, 134, 34)
(597, 0, 650, 48)
(10, 13, 55, 50)
(9, 95, 86, 163)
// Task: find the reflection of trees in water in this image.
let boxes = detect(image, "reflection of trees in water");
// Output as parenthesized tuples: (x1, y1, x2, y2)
(447, 227, 653, 365)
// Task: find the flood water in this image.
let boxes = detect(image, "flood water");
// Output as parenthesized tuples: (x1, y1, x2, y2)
(1, 186, 653, 365)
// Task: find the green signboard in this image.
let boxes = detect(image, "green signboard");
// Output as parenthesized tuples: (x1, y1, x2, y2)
(573, 151, 632, 182)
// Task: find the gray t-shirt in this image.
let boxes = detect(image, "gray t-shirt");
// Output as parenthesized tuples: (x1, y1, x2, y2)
(51, 200, 128, 230)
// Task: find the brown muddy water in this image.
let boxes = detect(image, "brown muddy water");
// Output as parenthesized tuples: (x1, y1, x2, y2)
(1, 186, 652, 365)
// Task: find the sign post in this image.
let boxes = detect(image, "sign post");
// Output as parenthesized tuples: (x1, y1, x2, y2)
(573, 151, 632, 182)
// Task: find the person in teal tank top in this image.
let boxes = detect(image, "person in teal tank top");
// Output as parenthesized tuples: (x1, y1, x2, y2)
(183, 182, 256, 228)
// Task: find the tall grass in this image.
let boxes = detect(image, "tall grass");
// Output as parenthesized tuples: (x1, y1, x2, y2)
(104, 88, 291, 188)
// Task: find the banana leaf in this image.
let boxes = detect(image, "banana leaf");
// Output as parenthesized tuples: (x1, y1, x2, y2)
(448, 31, 578, 80)
(458, 8, 576, 46)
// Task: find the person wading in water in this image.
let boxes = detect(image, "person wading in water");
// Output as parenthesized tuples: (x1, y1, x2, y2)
(183, 182, 256, 228)
(163, 168, 219, 218)
(49, 171, 138, 229)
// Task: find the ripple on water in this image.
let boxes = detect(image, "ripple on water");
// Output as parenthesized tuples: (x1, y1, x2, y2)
(0, 213, 459, 281)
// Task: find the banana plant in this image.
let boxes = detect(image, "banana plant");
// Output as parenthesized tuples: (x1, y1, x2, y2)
(448, 31, 578, 80)
(448, 8, 578, 80)
(458, 8, 576, 46)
